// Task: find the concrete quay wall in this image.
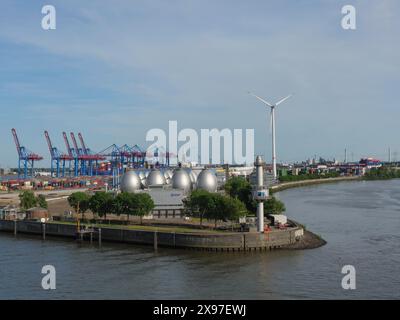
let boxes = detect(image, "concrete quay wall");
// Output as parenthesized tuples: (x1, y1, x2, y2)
(0, 220, 303, 251)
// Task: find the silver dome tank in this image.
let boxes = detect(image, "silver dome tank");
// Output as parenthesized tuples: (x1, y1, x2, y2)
(120, 171, 141, 193)
(146, 169, 166, 187)
(196, 169, 217, 192)
(172, 169, 191, 192)
(189, 170, 198, 184)
(164, 169, 173, 179)
(138, 171, 146, 180)
(163, 169, 173, 184)
(138, 171, 147, 187)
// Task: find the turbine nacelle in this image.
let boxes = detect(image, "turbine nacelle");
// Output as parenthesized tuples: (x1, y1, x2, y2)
(248, 91, 292, 108)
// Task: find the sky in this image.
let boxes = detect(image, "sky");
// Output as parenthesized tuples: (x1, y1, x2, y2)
(0, 0, 399, 167)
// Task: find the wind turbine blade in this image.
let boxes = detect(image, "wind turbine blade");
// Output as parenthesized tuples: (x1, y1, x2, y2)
(275, 94, 292, 106)
(248, 92, 273, 107)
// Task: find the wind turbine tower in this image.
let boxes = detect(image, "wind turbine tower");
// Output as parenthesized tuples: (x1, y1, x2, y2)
(249, 92, 292, 181)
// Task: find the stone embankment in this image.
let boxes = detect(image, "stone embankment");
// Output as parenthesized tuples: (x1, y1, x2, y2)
(0, 219, 320, 252)
(271, 176, 361, 193)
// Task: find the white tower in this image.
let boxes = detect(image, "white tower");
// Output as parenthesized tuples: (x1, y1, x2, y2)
(253, 155, 269, 232)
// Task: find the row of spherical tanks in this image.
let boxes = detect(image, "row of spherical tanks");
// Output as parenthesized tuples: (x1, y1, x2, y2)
(120, 168, 218, 193)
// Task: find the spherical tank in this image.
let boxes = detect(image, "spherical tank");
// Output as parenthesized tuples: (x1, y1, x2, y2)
(138, 171, 147, 187)
(164, 169, 173, 184)
(120, 171, 141, 193)
(146, 169, 166, 187)
(196, 169, 218, 192)
(172, 169, 191, 191)
(189, 170, 198, 184)
(164, 169, 173, 179)
(138, 171, 146, 180)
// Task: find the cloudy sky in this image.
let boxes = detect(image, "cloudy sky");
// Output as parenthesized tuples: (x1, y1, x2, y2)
(0, 0, 399, 167)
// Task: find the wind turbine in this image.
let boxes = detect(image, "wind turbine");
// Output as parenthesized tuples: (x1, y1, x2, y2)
(249, 92, 292, 181)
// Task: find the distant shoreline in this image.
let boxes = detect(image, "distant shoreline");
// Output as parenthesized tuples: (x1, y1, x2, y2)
(271, 176, 362, 193)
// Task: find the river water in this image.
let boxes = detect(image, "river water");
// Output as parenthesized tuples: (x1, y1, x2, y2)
(0, 180, 399, 299)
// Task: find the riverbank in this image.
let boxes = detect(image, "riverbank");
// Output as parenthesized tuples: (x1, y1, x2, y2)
(271, 175, 361, 193)
(281, 230, 326, 250)
(0, 219, 309, 252)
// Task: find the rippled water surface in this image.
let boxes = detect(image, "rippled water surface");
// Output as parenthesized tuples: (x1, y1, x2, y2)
(1, 180, 399, 299)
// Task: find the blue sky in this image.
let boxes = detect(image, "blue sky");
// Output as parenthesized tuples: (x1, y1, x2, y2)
(0, 0, 399, 167)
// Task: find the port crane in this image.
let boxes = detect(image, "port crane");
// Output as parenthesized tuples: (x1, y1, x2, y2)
(63, 132, 79, 177)
(77, 132, 105, 176)
(12, 128, 43, 179)
(44, 130, 73, 178)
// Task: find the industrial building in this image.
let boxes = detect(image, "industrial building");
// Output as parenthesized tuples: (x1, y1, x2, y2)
(119, 167, 218, 218)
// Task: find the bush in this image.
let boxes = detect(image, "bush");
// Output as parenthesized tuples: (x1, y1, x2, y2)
(224, 176, 256, 213)
(19, 191, 48, 210)
(264, 196, 286, 215)
(364, 166, 400, 180)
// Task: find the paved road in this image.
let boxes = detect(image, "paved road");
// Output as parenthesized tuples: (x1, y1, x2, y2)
(0, 188, 88, 203)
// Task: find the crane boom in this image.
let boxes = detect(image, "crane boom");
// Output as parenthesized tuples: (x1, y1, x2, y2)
(78, 133, 89, 155)
(63, 132, 74, 157)
(44, 130, 56, 158)
(11, 128, 23, 157)
(70, 132, 82, 156)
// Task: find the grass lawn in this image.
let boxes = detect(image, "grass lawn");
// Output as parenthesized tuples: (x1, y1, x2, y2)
(48, 220, 226, 234)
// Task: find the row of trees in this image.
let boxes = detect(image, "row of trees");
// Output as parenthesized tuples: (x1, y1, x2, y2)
(65, 176, 284, 228)
(364, 166, 400, 180)
(279, 171, 340, 182)
(67, 191, 155, 224)
(21, 177, 284, 228)
(183, 189, 247, 227)
(19, 190, 48, 210)
(183, 176, 286, 228)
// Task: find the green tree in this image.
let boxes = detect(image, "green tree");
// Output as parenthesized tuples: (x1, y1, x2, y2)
(184, 191, 247, 228)
(206, 194, 247, 228)
(36, 194, 48, 209)
(264, 196, 286, 215)
(224, 176, 256, 213)
(89, 191, 114, 220)
(67, 192, 90, 219)
(113, 193, 154, 223)
(224, 196, 247, 221)
(133, 193, 155, 224)
(19, 190, 37, 210)
(184, 190, 217, 226)
(113, 192, 136, 221)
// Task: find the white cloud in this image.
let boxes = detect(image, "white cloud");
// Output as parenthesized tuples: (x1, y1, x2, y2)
(0, 0, 399, 166)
